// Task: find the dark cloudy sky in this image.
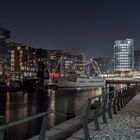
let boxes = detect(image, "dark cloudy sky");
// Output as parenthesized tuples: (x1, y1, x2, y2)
(0, 0, 140, 58)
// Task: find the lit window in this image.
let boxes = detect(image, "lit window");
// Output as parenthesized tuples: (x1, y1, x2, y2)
(11, 54, 15, 58)
(11, 50, 15, 54)
(21, 66, 24, 70)
(17, 46, 21, 50)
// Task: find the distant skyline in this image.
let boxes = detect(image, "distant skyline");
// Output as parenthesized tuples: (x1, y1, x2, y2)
(0, 0, 140, 58)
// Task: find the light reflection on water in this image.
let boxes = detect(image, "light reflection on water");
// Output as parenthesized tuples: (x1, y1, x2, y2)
(0, 87, 104, 140)
(5, 92, 10, 122)
(48, 90, 56, 127)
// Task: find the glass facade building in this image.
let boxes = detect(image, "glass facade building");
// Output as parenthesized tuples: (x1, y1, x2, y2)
(0, 27, 10, 75)
(93, 57, 114, 75)
(114, 39, 134, 72)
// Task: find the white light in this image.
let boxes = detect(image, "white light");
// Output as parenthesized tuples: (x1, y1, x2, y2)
(127, 40, 131, 44)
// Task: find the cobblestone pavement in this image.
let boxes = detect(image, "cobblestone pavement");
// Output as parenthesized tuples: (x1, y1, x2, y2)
(67, 92, 140, 140)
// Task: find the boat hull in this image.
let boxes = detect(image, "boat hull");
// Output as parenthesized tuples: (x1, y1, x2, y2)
(49, 77, 105, 88)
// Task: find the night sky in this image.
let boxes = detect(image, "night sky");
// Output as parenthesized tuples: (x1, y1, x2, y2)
(0, 0, 140, 58)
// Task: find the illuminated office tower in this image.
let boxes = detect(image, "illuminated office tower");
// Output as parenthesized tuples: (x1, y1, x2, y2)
(114, 39, 134, 73)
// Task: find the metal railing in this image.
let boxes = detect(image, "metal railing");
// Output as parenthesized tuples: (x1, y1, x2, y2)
(83, 84, 139, 140)
(0, 109, 53, 140)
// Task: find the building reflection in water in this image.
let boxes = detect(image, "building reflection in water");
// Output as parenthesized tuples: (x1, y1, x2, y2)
(4, 91, 30, 140)
(23, 92, 28, 117)
(15, 91, 28, 119)
(74, 87, 102, 114)
(5, 92, 10, 122)
(48, 89, 56, 128)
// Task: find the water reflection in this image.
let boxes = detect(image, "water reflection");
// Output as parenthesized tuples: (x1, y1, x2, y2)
(48, 89, 56, 127)
(5, 92, 10, 122)
(74, 87, 102, 114)
(23, 93, 28, 117)
(0, 87, 104, 140)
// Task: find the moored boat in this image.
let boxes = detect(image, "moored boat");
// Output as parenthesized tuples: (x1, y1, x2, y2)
(47, 75, 105, 88)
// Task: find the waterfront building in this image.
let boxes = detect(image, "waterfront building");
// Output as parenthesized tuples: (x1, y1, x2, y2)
(47, 49, 62, 73)
(36, 48, 49, 79)
(114, 39, 134, 73)
(134, 50, 140, 71)
(0, 27, 10, 76)
(93, 57, 114, 76)
(36, 48, 48, 64)
(7, 42, 38, 80)
(36, 49, 62, 78)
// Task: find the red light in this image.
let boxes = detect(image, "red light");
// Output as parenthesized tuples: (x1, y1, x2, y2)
(50, 72, 60, 77)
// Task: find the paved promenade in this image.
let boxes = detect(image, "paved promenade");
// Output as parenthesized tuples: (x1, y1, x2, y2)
(67, 92, 140, 140)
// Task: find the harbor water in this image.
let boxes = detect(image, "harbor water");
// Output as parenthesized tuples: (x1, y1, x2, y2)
(0, 87, 104, 140)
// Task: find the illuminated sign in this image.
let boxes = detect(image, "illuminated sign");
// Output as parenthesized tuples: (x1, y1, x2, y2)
(50, 72, 60, 77)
